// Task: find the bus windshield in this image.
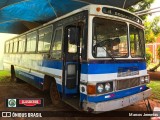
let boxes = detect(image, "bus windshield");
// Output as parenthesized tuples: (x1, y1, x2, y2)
(92, 17, 144, 58)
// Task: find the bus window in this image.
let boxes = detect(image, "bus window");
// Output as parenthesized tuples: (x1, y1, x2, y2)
(18, 35, 26, 53)
(38, 26, 52, 52)
(9, 41, 13, 53)
(5, 42, 9, 53)
(67, 27, 78, 53)
(13, 39, 18, 53)
(130, 25, 144, 58)
(26, 31, 37, 52)
(92, 18, 128, 58)
(52, 28, 63, 59)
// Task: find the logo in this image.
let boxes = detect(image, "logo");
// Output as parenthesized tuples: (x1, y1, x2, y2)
(2, 112, 11, 117)
(127, 69, 131, 75)
(8, 99, 16, 107)
(19, 100, 41, 107)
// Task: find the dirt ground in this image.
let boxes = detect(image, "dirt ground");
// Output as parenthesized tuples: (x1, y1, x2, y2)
(0, 78, 160, 120)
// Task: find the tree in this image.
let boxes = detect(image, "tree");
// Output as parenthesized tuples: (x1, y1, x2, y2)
(128, 0, 155, 20)
(151, 16, 160, 36)
(144, 21, 156, 43)
(144, 17, 160, 43)
(149, 46, 160, 71)
(146, 48, 152, 66)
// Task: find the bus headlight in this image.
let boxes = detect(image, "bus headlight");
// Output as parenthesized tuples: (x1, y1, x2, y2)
(105, 82, 113, 92)
(97, 84, 104, 93)
(96, 81, 113, 94)
(140, 77, 145, 84)
(145, 76, 149, 83)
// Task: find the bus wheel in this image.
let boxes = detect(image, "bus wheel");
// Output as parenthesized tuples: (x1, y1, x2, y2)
(15, 77, 22, 83)
(11, 65, 16, 82)
(50, 81, 61, 105)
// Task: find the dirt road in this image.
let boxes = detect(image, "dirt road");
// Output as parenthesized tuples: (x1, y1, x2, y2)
(0, 78, 160, 120)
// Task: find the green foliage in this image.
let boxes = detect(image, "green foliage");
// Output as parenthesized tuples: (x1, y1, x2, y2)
(0, 70, 10, 81)
(144, 17, 160, 43)
(151, 16, 160, 36)
(128, 0, 155, 20)
(147, 81, 160, 100)
(146, 48, 152, 66)
(145, 21, 155, 43)
(157, 46, 160, 60)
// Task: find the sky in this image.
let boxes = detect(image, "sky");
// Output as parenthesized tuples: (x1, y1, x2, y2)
(147, 0, 160, 21)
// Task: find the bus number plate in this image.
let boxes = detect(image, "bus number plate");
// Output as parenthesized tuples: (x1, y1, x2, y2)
(129, 95, 138, 104)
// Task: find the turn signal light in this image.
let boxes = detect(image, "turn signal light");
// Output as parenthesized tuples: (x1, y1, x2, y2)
(87, 85, 96, 95)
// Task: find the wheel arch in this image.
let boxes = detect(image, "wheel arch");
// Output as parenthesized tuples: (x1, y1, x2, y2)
(43, 75, 57, 91)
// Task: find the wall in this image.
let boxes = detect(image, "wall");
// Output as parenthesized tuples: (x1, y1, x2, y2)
(0, 33, 17, 70)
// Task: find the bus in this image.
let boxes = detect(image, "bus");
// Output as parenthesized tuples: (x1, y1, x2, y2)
(4, 5, 151, 112)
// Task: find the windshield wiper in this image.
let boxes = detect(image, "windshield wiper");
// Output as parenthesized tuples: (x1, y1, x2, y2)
(101, 47, 116, 61)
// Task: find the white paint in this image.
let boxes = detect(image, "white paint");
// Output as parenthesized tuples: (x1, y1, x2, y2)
(83, 88, 151, 112)
(0, 33, 17, 70)
(81, 70, 148, 82)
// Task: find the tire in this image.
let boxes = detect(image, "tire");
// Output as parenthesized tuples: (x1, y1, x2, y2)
(50, 81, 61, 105)
(11, 66, 15, 82)
(11, 65, 21, 83)
(15, 77, 22, 83)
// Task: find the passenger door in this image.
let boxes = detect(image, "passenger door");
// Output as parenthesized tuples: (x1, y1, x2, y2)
(63, 26, 81, 95)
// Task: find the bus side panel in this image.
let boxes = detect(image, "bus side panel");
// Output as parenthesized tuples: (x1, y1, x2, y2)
(15, 67, 44, 90)
(4, 53, 64, 92)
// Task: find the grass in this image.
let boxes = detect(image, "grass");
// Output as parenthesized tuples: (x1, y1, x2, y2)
(147, 80, 160, 100)
(0, 70, 10, 81)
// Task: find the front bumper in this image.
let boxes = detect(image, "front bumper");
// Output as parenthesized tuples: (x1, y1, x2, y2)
(83, 88, 152, 112)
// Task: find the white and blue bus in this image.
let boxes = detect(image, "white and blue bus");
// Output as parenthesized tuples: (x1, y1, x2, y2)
(4, 5, 151, 112)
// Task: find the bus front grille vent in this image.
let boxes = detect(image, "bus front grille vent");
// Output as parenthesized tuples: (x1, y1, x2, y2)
(116, 78, 140, 90)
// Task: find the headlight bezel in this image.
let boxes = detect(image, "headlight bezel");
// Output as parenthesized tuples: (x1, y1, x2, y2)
(97, 83, 104, 93)
(96, 81, 114, 94)
(140, 76, 145, 84)
(144, 75, 150, 83)
(140, 75, 150, 84)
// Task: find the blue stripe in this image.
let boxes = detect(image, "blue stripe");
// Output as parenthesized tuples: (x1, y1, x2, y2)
(57, 84, 62, 92)
(81, 61, 146, 74)
(15, 70, 43, 90)
(42, 60, 146, 74)
(87, 85, 147, 103)
(42, 60, 63, 70)
(57, 84, 78, 94)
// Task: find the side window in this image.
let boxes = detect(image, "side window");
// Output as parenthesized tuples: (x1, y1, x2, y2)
(5, 42, 10, 53)
(26, 31, 37, 52)
(52, 28, 63, 59)
(9, 41, 13, 53)
(67, 27, 79, 53)
(38, 25, 52, 52)
(13, 39, 18, 53)
(18, 35, 26, 53)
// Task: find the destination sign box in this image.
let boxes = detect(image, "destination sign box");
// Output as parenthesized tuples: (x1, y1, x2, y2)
(102, 7, 142, 25)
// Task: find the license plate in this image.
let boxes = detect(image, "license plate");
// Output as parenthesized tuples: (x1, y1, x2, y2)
(129, 95, 138, 104)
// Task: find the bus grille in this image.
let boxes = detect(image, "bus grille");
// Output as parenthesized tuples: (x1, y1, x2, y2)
(116, 78, 140, 90)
